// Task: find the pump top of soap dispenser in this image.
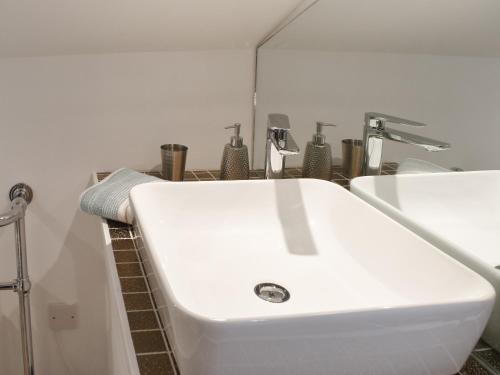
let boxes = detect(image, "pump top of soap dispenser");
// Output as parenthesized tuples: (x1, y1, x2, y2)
(225, 123, 243, 148)
(313, 121, 337, 146)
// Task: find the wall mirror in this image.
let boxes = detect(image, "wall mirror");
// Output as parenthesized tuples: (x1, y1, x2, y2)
(253, 0, 500, 172)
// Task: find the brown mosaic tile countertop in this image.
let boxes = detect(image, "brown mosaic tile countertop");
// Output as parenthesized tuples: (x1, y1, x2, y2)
(99, 165, 500, 375)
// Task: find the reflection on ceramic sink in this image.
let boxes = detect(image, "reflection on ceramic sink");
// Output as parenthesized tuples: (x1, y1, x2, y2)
(351, 171, 500, 352)
(397, 158, 451, 174)
(130, 179, 494, 375)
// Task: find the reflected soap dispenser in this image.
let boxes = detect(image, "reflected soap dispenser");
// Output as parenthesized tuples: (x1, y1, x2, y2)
(220, 123, 250, 180)
(302, 121, 337, 180)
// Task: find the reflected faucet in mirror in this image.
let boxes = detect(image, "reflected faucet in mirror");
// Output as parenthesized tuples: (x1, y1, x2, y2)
(362, 112, 451, 176)
(265, 113, 300, 179)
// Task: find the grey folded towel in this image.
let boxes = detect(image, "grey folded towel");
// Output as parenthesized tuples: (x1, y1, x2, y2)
(80, 168, 160, 224)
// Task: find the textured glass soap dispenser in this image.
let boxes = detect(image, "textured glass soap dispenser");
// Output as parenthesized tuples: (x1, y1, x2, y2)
(302, 121, 337, 180)
(220, 123, 250, 180)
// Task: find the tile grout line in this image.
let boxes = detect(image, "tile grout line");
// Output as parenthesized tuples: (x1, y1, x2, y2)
(119, 276, 145, 280)
(206, 170, 217, 180)
(122, 291, 150, 295)
(474, 347, 493, 353)
(470, 352, 499, 375)
(190, 171, 202, 181)
(128, 226, 136, 239)
(119, 275, 148, 279)
(130, 328, 163, 333)
(136, 351, 169, 357)
(126, 308, 155, 313)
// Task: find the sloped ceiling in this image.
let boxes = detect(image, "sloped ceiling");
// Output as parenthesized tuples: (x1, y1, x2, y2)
(264, 0, 500, 57)
(0, 0, 303, 57)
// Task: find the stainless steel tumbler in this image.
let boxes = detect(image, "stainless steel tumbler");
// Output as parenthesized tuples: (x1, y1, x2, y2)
(342, 139, 363, 178)
(161, 144, 188, 181)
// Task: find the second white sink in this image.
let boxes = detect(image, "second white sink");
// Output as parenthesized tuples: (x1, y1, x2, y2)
(351, 171, 500, 351)
(130, 178, 494, 375)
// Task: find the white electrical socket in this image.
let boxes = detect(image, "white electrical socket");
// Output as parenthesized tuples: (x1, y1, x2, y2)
(48, 303, 78, 330)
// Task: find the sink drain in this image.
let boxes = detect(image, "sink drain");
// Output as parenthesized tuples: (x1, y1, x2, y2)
(254, 283, 290, 303)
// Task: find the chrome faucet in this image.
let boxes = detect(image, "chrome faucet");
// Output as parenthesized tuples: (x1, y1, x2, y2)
(265, 113, 300, 179)
(362, 112, 451, 175)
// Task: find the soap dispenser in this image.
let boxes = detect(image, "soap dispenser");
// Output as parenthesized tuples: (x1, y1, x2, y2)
(302, 121, 337, 180)
(220, 123, 250, 180)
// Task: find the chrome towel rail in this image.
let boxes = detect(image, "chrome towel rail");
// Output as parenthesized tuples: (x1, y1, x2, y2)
(0, 183, 34, 375)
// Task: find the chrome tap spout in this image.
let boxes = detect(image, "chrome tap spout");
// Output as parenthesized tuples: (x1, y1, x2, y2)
(362, 112, 450, 175)
(265, 113, 300, 179)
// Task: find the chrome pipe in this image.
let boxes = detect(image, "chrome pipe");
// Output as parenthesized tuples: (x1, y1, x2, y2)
(0, 281, 16, 291)
(15, 207, 34, 375)
(0, 183, 35, 375)
(0, 204, 23, 227)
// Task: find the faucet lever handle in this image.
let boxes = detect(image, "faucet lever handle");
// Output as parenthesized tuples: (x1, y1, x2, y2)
(268, 113, 291, 130)
(365, 112, 426, 129)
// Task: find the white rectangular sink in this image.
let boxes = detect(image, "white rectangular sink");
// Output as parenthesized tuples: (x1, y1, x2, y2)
(130, 179, 494, 375)
(351, 171, 500, 352)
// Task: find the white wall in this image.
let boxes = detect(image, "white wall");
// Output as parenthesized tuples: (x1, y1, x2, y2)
(0, 0, 303, 57)
(263, 0, 500, 57)
(0, 49, 254, 374)
(255, 49, 500, 170)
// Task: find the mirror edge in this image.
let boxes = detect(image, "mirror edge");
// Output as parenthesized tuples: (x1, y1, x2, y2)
(251, 0, 320, 169)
